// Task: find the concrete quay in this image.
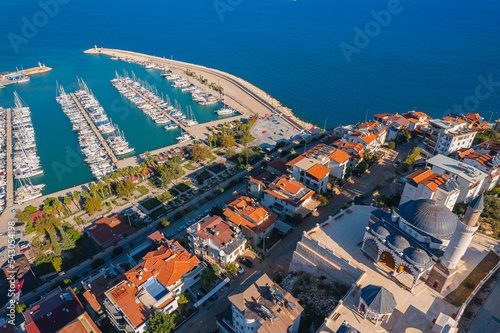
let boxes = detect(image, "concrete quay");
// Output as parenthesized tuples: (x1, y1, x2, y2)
(0, 65, 52, 87)
(84, 47, 313, 133)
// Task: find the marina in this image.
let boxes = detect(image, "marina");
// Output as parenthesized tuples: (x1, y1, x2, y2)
(0, 108, 7, 212)
(10, 92, 45, 204)
(111, 73, 194, 140)
(56, 83, 117, 179)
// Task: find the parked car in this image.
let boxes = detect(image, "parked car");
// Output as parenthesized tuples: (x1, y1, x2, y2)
(0, 246, 6, 253)
(238, 257, 253, 268)
(208, 294, 219, 301)
(166, 233, 174, 238)
(235, 263, 245, 275)
(355, 194, 368, 202)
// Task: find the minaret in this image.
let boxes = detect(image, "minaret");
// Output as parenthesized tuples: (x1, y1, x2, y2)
(440, 195, 483, 269)
(427, 195, 483, 292)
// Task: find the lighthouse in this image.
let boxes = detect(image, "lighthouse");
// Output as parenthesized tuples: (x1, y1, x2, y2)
(427, 195, 483, 292)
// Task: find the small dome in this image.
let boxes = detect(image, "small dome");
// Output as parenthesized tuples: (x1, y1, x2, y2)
(398, 199, 458, 238)
(360, 285, 397, 315)
(404, 247, 431, 267)
(371, 222, 390, 239)
(386, 235, 410, 252)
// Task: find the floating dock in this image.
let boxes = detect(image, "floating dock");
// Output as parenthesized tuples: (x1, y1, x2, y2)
(69, 93, 118, 163)
(117, 78, 196, 138)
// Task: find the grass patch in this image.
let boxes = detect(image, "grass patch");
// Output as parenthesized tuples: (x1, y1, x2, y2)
(157, 191, 173, 203)
(196, 170, 213, 184)
(183, 162, 199, 171)
(444, 251, 500, 306)
(175, 183, 191, 193)
(136, 185, 149, 197)
(149, 206, 168, 220)
(141, 198, 162, 211)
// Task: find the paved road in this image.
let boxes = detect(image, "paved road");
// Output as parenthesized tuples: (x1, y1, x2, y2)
(175, 141, 417, 333)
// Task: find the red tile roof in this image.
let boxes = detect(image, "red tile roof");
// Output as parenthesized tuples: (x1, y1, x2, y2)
(29, 211, 46, 223)
(407, 169, 447, 192)
(195, 216, 237, 247)
(267, 158, 289, 174)
(224, 196, 277, 233)
(306, 163, 330, 181)
(87, 214, 136, 248)
(329, 150, 350, 164)
(108, 282, 149, 328)
(334, 140, 365, 154)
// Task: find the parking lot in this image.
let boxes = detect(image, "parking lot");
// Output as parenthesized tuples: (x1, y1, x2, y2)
(250, 114, 303, 149)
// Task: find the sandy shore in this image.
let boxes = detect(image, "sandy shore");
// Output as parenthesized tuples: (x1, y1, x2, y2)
(84, 47, 314, 131)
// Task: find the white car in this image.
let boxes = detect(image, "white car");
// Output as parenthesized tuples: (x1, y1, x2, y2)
(235, 263, 244, 275)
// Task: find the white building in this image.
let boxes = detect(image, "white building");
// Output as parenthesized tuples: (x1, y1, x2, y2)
(400, 169, 460, 211)
(286, 145, 332, 193)
(426, 155, 487, 203)
(425, 119, 476, 156)
(217, 273, 303, 333)
(187, 215, 246, 267)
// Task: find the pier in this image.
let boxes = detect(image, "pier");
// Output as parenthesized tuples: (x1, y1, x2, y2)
(5, 108, 13, 209)
(116, 78, 196, 138)
(69, 93, 118, 164)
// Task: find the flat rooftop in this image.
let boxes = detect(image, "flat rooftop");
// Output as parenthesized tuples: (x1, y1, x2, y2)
(426, 155, 487, 184)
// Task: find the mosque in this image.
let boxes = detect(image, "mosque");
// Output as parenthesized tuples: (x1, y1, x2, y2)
(361, 195, 484, 292)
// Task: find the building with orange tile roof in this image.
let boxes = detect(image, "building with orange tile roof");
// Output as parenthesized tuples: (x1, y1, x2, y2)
(261, 175, 318, 218)
(285, 144, 336, 193)
(87, 214, 137, 249)
(474, 140, 500, 155)
(224, 196, 277, 244)
(328, 149, 350, 179)
(425, 119, 477, 156)
(23, 287, 100, 333)
(104, 237, 203, 333)
(400, 169, 460, 210)
(333, 140, 365, 170)
(217, 272, 303, 333)
(187, 215, 246, 267)
(450, 149, 500, 192)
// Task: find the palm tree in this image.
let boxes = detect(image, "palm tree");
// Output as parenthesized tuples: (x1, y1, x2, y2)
(104, 175, 112, 194)
(73, 191, 81, 203)
(81, 190, 88, 199)
(111, 171, 118, 181)
(97, 181, 106, 198)
(64, 195, 72, 206)
(89, 183, 97, 198)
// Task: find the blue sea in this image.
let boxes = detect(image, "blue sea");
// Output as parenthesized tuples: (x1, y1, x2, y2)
(0, 0, 499, 194)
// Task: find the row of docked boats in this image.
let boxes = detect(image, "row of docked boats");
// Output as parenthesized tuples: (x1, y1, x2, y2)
(11, 92, 45, 204)
(111, 73, 180, 130)
(74, 78, 134, 156)
(0, 108, 6, 211)
(56, 83, 116, 179)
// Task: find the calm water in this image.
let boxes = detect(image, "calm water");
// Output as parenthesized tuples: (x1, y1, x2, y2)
(0, 0, 499, 193)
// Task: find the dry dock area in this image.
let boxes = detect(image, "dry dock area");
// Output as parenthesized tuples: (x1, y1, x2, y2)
(5, 108, 13, 209)
(69, 93, 118, 163)
(84, 47, 312, 133)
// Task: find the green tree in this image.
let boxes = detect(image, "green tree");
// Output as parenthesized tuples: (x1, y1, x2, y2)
(116, 179, 136, 198)
(25, 205, 37, 214)
(178, 293, 188, 305)
(145, 312, 176, 333)
(63, 196, 72, 206)
(239, 130, 253, 146)
(73, 191, 81, 202)
(227, 262, 238, 274)
(51, 256, 63, 272)
(388, 141, 396, 150)
(200, 265, 218, 288)
(84, 196, 103, 216)
(221, 134, 236, 148)
(16, 211, 30, 223)
(356, 160, 369, 174)
(58, 228, 76, 251)
(91, 258, 105, 269)
(160, 219, 170, 228)
(191, 143, 211, 162)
